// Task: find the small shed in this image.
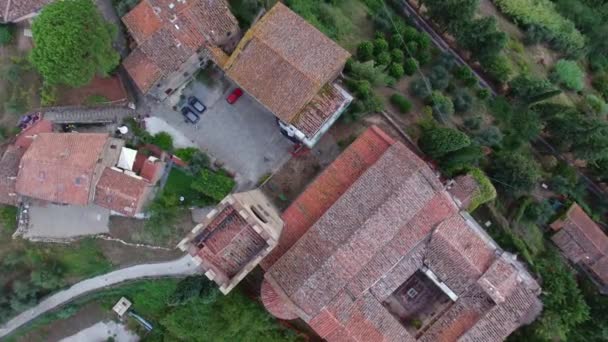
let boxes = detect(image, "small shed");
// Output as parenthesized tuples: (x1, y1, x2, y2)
(112, 297, 132, 317)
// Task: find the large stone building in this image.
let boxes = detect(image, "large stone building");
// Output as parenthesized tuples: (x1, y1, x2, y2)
(122, 0, 240, 100)
(0, 128, 164, 217)
(551, 203, 608, 294)
(178, 189, 283, 294)
(259, 126, 542, 341)
(224, 3, 352, 147)
(0, 0, 52, 23)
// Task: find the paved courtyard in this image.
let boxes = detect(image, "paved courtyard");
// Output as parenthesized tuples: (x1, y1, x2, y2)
(141, 72, 293, 189)
(24, 204, 110, 241)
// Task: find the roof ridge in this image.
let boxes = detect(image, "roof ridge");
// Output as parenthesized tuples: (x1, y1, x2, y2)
(3, 0, 11, 22)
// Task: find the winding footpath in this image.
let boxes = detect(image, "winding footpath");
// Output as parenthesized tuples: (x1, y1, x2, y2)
(0, 255, 198, 339)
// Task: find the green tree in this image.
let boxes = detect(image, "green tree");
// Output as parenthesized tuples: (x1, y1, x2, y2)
(456, 17, 506, 60)
(489, 152, 541, 193)
(480, 54, 512, 84)
(419, 126, 471, 159)
(429, 91, 454, 121)
(347, 60, 391, 86)
(403, 57, 419, 76)
(30, 0, 119, 86)
(439, 144, 484, 175)
(376, 51, 391, 66)
(388, 63, 404, 79)
(475, 126, 503, 147)
(509, 74, 557, 102)
(453, 89, 474, 113)
(146, 191, 181, 233)
(373, 37, 389, 55)
(390, 49, 404, 64)
(424, 0, 479, 32)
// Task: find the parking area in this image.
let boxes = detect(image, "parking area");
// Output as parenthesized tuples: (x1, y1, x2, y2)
(24, 204, 110, 241)
(143, 70, 293, 189)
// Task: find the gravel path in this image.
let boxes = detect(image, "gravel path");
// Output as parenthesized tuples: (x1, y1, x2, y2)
(0, 255, 198, 339)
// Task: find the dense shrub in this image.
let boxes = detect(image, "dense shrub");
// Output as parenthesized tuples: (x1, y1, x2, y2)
(346, 79, 373, 99)
(429, 65, 451, 91)
(452, 89, 474, 113)
(376, 51, 391, 66)
(390, 94, 412, 113)
(493, 0, 586, 55)
(464, 115, 483, 130)
(475, 126, 503, 147)
(477, 88, 491, 100)
(467, 168, 497, 212)
(509, 74, 556, 101)
(480, 54, 512, 84)
(439, 144, 484, 175)
(150, 132, 174, 151)
(551, 59, 585, 91)
(0, 25, 14, 45)
(454, 66, 478, 87)
(592, 73, 608, 100)
(419, 126, 471, 159)
(347, 60, 391, 86)
(410, 78, 432, 100)
(191, 169, 235, 202)
(583, 94, 608, 116)
(356, 41, 374, 61)
(489, 152, 541, 193)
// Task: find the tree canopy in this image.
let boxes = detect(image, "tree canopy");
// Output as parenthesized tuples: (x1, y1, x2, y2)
(30, 0, 119, 87)
(489, 152, 541, 193)
(419, 126, 471, 159)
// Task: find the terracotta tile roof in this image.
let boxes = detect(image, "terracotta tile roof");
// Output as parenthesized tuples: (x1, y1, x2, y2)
(0, 145, 25, 205)
(94, 168, 150, 216)
(448, 174, 479, 210)
(261, 126, 395, 269)
(292, 84, 349, 137)
(122, 0, 239, 94)
(551, 203, 608, 287)
(193, 205, 268, 280)
(140, 157, 164, 182)
(121, 0, 163, 44)
(261, 279, 299, 320)
(15, 133, 109, 205)
(14, 119, 53, 149)
(225, 3, 350, 123)
(0, 0, 52, 22)
(262, 126, 542, 341)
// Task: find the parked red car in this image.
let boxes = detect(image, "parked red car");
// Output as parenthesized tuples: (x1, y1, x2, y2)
(226, 88, 243, 104)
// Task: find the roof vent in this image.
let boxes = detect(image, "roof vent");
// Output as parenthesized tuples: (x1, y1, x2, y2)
(169, 14, 177, 22)
(174, 24, 180, 30)
(168, 3, 175, 9)
(153, 6, 161, 14)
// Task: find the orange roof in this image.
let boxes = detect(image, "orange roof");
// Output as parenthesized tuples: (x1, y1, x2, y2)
(122, 0, 239, 94)
(121, 0, 163, 44)
(261, 126, 395, 269)
(225, 3, 350, 123)
(14, 119, 53, 149)
(94, 168, 150, 216)
(16, 133, 109, 205)
(122, 48, 164, 94)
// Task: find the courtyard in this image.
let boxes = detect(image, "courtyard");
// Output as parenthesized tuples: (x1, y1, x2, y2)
(141, 68, 293, 189)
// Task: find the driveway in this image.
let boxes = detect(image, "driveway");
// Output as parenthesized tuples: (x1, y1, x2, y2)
(143, 74, 292, 189)
(0, 255, 198, 339)
(23, 204, 110, 241)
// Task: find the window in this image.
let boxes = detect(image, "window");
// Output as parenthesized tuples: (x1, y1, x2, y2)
(407, 288, 419, 299)
(74, 177, 82, 186)
(250, 205, 268, 224)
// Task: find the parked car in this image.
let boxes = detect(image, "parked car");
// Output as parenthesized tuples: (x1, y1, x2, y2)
(188, 96, 206, 113)
(226, 88, 243, 104)
(276, 118, 300, 143)
(181, 107, 200, 124)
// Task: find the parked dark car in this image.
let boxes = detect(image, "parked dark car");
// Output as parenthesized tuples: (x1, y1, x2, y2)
(181, 107, 200, 124)
(226, 88, 243, 104)
(188, 96, 206, 113)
